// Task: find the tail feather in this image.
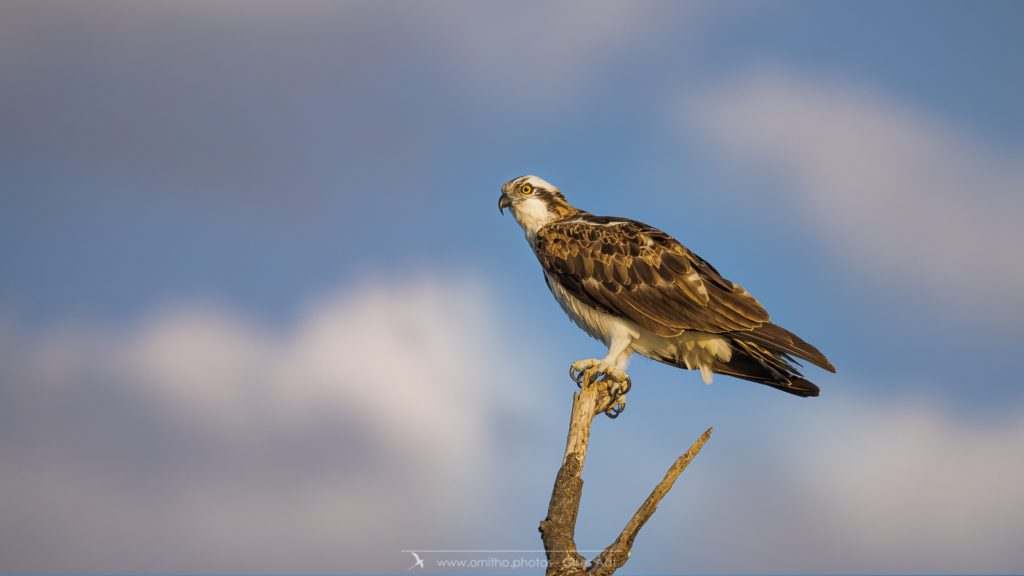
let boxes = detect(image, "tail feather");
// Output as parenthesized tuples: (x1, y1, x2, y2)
(713, 348, 821, 397)
(712, 323, 834, 397)
(647, 322, 834, 397)
(740, 323, 836, 373)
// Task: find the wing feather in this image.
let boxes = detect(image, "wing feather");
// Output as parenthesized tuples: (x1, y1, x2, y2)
(534, 216, 769, 336)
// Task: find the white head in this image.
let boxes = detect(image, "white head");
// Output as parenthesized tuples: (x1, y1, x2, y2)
(498, 175, 575, 244)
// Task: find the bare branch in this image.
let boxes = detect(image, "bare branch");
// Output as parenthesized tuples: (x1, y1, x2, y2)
(540, 371, 614, 576)
(587, 427, 713, 576)
(539, 369, 711, 576)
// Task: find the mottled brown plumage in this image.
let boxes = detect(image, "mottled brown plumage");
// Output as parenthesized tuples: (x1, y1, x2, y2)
(500, 175, 835, 397)
(535, 216, 769, 335)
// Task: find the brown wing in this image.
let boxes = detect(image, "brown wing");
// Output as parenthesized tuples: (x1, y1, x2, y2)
(533, 215, 770, 337)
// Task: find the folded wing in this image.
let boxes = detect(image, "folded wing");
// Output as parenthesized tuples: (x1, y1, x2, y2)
(533, 215, 770, 337)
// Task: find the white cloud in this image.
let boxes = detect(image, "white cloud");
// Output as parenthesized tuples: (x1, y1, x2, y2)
(0, 273, 557, 573)
(651, 389, 1024, 573)
(681, 69, 1024, 322)
(798, 397, 1024, 573)
(3, 276, 1023, 573)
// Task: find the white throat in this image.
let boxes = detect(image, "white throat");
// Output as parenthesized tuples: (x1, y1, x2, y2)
(511, 197, 557, 244)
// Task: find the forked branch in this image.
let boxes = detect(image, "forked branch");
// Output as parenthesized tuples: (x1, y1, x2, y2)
(539, 370, 711, 576)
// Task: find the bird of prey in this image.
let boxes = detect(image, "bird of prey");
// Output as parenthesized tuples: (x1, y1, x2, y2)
(499, 175, 835, 400)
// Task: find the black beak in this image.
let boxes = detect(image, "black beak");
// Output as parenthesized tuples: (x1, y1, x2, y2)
(498, 194, 512, 214)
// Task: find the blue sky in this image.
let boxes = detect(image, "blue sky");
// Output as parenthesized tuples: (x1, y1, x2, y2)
(2, 1, 1023, 573)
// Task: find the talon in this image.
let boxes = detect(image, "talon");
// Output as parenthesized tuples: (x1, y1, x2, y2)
(608, 382, 624, 399)
(570, 365, 584, 385)
(618, 375, 632, 395)
(603, 374, 630, 418)
(604, 373, 631, 398)
(604, 399, 626, 418)
(570, 360, 631, 417)
(570, 359, 600, 386)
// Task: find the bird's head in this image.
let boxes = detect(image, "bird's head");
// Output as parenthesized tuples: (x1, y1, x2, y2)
(499, 175, 575, 242)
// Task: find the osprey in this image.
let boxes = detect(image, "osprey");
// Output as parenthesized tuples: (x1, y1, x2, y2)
(499, 175, 835, 398)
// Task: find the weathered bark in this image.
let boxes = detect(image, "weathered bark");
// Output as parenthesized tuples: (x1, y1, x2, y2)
(539, 370, 711, 576)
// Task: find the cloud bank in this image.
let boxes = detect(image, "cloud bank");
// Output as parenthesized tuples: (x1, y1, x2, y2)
(656, 391, 1024, 574)
(681, 69, 1024, 323)
(1, 273, 1023, 573)
(0, 274, 554, 573)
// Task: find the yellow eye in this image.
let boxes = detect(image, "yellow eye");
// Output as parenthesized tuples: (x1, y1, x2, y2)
(522, 184, 533, 194)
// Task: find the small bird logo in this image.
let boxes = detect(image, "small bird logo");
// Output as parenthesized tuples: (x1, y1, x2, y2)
(408, 551, 425, 570)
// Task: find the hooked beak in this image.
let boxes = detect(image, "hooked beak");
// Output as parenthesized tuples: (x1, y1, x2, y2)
(498, 194, 512, 214)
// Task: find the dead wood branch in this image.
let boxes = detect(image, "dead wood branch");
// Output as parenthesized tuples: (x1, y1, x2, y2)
(539, 370, 711, 576)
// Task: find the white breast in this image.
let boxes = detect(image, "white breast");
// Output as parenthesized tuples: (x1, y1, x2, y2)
(544, 272, 733, 384)
(545, 272, 631, 345)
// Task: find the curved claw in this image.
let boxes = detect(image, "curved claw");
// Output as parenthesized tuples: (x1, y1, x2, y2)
(616, 375, 632, 396)
(571, 365, 631, 417)
(604, 400, 626, 419)
(570, 366, 586, 386)
(606, 374, 631, 399)
(602, 375, 631, 418)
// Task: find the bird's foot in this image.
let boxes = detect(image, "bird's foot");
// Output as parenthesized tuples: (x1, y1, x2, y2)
(568, 359, 631, 418)
(602, 371, 630, 418)
(570, 359, 601, 385)
(569, 359, 629, 386)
